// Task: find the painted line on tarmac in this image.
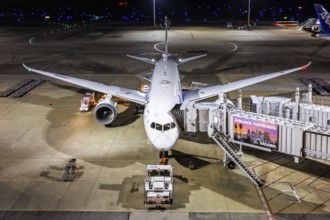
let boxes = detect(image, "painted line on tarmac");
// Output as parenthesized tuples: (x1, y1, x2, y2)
(275, 179, 330, 214)
(260, 159, 293, 177)
(154, 42, 165, 53)
(0, 54, 15, 65)
(226, 42, 238, 53)
(266, 168, 327, 202)
(251, 154, 286, 169)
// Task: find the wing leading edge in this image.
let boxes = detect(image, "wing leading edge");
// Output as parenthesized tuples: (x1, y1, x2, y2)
(22, 64, 147, 105)
(182, 62, 311, 103)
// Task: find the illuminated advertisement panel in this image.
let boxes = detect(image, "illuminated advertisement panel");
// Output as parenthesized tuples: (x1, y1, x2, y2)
(233, 116, 278, 149)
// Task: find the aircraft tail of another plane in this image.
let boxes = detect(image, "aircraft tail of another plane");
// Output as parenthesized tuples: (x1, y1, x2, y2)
(314, 4, 330, 33)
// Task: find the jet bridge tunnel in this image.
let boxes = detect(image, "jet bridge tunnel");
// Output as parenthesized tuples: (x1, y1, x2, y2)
(182, 87, 330, 164)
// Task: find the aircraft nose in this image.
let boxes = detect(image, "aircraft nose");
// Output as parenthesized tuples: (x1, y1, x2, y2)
(154, 135, 172, 151)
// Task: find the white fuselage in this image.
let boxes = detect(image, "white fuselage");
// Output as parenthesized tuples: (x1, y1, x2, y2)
(143, 55, 181, 151)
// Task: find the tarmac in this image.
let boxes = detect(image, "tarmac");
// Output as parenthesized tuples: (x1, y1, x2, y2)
(0, 24, 329, 219)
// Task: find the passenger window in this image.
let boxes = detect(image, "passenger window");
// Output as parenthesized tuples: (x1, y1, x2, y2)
(156, 123, 162, 131)
(164, 123, 170, 131)
(170, 122, 176, 128)
(151, 122, 155, 129)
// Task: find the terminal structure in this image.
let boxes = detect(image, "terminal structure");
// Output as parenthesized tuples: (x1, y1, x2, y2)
(181, 84, 329, 185)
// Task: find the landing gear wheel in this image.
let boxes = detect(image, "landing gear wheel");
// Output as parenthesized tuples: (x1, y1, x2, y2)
(159, 151, 169, 158)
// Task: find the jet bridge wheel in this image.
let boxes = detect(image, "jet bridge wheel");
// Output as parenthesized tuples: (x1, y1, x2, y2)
(226, 160, 237, 169)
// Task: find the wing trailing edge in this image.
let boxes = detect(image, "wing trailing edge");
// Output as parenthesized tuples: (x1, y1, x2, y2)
(182, 62, 311, 106)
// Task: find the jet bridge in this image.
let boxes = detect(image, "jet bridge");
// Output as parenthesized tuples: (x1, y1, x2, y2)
(181, 86, 330, 185)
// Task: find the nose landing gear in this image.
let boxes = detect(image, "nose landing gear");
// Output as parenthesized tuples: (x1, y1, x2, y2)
(159, 151, 169, 164)
(159, 151, 169, 158)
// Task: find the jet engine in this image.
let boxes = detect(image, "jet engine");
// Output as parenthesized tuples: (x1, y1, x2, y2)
(94, 98, 118, 125)
(311, 26, 320, 32)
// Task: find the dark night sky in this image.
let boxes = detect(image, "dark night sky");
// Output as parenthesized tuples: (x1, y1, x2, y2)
(1, 0, 330, 23)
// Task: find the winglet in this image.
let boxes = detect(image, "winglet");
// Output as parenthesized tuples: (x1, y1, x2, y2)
(301, 61, 311, 71)
(22, 63, 32, 72)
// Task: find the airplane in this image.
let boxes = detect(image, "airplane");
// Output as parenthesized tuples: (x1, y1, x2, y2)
(23, 18, 311, 157)
(312, 4, 330, 38)
(299, 18, 320, 32)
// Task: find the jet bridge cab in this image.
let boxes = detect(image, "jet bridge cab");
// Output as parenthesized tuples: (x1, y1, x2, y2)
(144, 112, 179, 153)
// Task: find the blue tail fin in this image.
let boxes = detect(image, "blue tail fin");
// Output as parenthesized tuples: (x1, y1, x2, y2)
(314, 4, 330, 33)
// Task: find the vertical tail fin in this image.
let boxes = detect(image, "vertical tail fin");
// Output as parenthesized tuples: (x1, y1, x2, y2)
(164, 16, 169, 58)
(314, 4, 330, 33)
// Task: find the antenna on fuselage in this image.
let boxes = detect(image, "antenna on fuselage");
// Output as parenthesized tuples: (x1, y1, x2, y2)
(163, 16, 170, 59)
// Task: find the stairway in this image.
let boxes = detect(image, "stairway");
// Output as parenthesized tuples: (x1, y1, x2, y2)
(211, 131, 264, 187)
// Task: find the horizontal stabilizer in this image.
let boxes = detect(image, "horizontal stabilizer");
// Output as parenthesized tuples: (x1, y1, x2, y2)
(127, 54, 156, 65)
(177, 54, 207, 65)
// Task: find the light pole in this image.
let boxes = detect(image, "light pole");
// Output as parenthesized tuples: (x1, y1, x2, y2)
(247, 0, 251, 27)
(153, 0, 156, 28)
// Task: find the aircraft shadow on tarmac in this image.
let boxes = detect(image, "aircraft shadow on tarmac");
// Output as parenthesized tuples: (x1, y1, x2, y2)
(169, 149, 215, 170)
(179, 132, 214, 145)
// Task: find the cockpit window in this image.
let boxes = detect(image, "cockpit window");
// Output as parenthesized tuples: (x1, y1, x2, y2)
(156, 123, 162, 131)
(164, 123, 170, 131)
(151, 122, 176, 131)
(170, 122, 176, 128)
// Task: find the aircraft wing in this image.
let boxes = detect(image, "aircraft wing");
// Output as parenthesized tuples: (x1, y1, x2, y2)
(23, 64, 147, 105)
(182, 62, 311, 103)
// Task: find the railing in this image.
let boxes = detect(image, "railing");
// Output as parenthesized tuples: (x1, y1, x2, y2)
(211, 131, 264, 187)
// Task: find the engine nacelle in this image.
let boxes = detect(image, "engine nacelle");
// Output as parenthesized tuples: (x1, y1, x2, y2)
(311, 26, 320, 32)
(94, 99, 118, 125)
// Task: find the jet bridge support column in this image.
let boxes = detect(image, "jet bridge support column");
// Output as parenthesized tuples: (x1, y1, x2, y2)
(222, 94, 227, 135)
(236, 90, 243, 156)
(307, 84, 313, 104)
(184, 101, 198, 132)
(237, 89, 242, 110)
(293, 87, 300, 122)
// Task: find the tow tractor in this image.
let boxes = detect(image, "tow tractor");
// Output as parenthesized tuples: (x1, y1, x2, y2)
(144, 164, 173, 208)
